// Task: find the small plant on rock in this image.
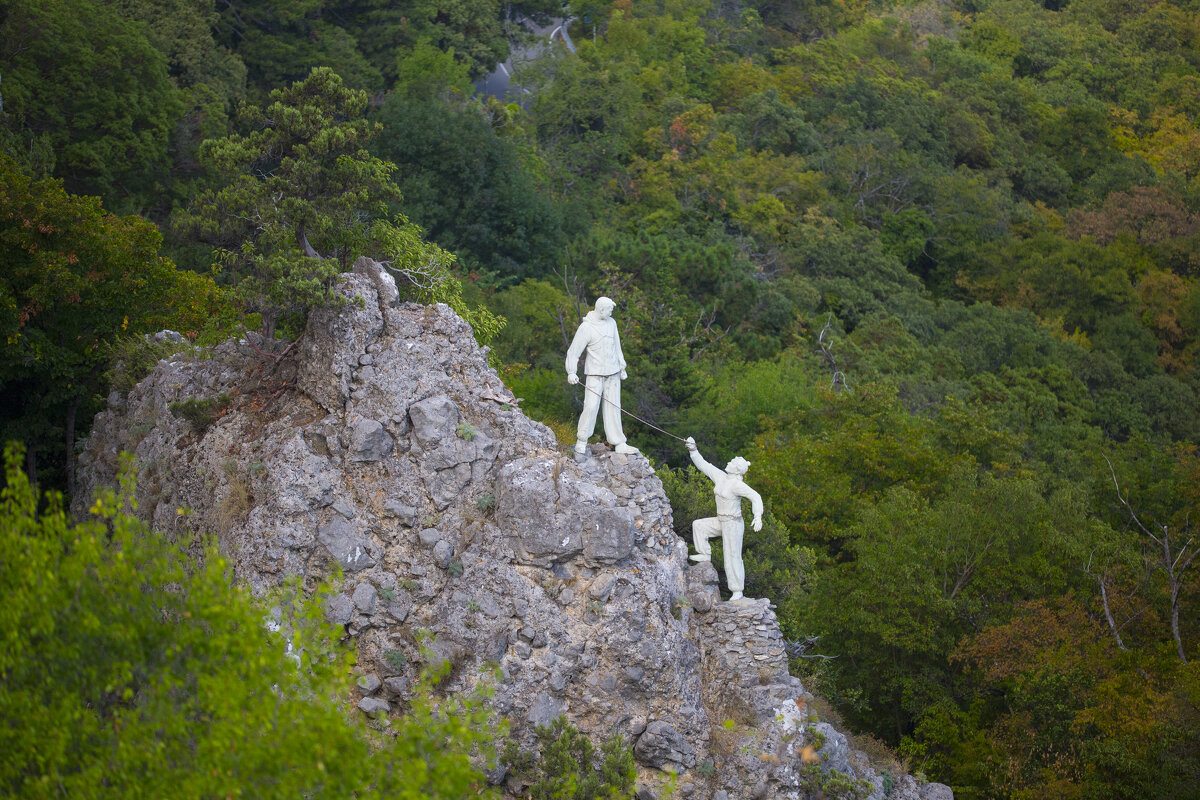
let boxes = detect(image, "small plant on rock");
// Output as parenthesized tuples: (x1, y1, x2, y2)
(455, 421, 476, 441)
(168, 393, 231, 431)
(383, 649, 407, 672)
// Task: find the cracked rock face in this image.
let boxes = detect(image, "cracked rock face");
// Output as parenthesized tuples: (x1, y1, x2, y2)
(76, 260, 952, 800)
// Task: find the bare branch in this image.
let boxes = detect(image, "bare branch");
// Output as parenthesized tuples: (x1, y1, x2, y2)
(1104, 455, 1194, 663)
(784, 636, 837, 660)
(817, 314, 848, 393)
(1085, 550, 1127, 651)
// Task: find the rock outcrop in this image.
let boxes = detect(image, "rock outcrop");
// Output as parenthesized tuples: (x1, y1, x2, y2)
(77, 261, 951, 800)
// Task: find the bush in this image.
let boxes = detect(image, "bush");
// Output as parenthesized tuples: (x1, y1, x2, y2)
(502, 716, 636, 800)
(0, 444, 497, 799)
(168, 393, 231, 430)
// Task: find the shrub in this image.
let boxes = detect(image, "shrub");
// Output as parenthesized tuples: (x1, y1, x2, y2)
(0, 444, 497, 799)
(168, 393, 231, 431)
(502, 716, 636, 800)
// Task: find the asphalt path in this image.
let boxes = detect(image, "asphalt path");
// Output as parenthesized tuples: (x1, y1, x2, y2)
(476, 17, 575, 101)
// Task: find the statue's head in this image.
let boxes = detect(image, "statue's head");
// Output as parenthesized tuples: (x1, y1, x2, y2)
(595, 296, 615, 319)
(725, 456, 750, 476)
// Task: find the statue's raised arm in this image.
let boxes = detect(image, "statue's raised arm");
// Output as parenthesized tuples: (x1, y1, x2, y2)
(684, 436, 763, 602)
(685, 436, 724, 483)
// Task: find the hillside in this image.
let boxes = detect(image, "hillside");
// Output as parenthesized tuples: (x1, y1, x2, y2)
(3, 0, 1200, 795)
(77, 264, 952, 799)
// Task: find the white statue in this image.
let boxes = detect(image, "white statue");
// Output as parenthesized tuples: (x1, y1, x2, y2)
(566, 297, 638, 456)
(685, 436, 763, 602)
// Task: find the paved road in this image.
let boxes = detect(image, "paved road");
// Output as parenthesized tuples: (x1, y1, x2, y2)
(476, 17, 575, 101)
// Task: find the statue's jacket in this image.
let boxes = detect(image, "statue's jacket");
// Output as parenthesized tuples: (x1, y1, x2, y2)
(566, 310, 626, 377)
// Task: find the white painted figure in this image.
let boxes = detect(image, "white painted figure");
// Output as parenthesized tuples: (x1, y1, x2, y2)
(566, 297, 638, 456)
(685, 436, 763, 602)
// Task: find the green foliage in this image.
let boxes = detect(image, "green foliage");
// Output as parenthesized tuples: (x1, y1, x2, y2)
(212, 0, 384, 92)
(175, 66, 502, 344)
(103, 335, 193, 395)
(0, 444, 497, 798)
(0, 155, 226, 491)
(9, 0, 1200, 792)
(372, 90, 572, 280)
(168, 393, 232, 431)
(798, 762, 872, 800)
(0, 0, 182, 210)
(384, 648, 408, 671)
(502, 716, 636, 800)
(488, 280, 576, 371)
(175, 67, 397, 335)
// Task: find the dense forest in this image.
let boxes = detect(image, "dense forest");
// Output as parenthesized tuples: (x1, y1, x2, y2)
(3, 0, 1199, 797)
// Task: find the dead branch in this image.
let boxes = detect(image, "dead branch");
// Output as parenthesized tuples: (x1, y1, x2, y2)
(240, 327, 303, 365)
(1085, 550, 1127, 651)
(1104, 455, 1196, 663)
(817, 314, 848, 393)
(784, 636, 837, 660)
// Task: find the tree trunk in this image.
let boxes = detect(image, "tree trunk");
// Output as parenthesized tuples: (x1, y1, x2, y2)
(262, 310, 277, 342)
(65, 395, 79, 501)
(1171, 583, 1187, 664)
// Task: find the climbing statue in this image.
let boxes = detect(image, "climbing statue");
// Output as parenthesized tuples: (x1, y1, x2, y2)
(685, 436, 763, 602)
(565, 297, 638, 457)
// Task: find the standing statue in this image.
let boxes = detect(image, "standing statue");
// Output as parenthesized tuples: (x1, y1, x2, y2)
(566, 297, 638, 457)
(685, 436, 763, 601)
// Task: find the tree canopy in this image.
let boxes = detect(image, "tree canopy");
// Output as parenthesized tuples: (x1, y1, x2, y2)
(4, 0, 1200, 794)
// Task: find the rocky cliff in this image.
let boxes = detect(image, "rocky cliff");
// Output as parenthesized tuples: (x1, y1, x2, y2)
(77, 260, 952, 800)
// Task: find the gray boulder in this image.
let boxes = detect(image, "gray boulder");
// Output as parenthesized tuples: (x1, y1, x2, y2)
(352, 582, 378, 613)
(348, 417, 393, 462)
(352, 256, 399, 307)
(317, 517, 376, 572)
(409, 394, 461, 448)
(432, 540, 454, 569)
(634, 720, 696, 770)
(357, 697, 390, 716)
(685, 561, 719, 613)
(325, 593, 354, 626)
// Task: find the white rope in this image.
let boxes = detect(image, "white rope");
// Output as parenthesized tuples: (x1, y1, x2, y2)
(576, 380, 689, 443)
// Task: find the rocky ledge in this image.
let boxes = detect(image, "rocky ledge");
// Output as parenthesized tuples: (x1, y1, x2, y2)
(77, 259, 951, 800)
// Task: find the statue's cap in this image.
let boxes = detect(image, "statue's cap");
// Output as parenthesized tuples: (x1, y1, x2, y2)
(726, 456, 750, 475)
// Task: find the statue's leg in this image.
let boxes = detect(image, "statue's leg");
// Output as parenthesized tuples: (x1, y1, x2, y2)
(721, 518, 745, 594)
(690, 517, 719, 561)
(602, 375, 639, 454)
(600, 375, 625, 445)
(575, 375, 602, 452)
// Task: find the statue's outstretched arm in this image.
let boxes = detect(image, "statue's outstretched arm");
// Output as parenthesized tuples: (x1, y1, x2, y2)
(744, 486, 764, 531)
(685, 437, 723, 483)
